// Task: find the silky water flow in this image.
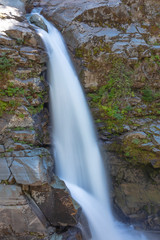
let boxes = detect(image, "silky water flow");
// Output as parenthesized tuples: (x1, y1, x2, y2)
(31, 13, 149, 240)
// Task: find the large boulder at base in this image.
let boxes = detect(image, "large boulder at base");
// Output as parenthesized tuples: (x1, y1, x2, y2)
(30, 176, 81, 226)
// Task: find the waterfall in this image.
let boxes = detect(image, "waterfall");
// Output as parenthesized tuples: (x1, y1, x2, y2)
(31, 13, 148, 240)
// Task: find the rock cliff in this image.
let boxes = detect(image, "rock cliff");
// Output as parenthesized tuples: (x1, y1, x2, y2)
(0, 0, 160, 238)
(0, 0, 81, 239)
(33, 0, 160, 231)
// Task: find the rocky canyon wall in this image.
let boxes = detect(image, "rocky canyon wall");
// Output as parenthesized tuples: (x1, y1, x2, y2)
(0, 0, 160, 239)
(0, 1, 81, 239)
(36, 0, 160, 231)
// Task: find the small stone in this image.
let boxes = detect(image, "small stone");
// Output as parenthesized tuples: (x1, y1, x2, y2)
(0, 158, 11, 181)
(0, 145, 4, 153)
(152, 148, 160, 154)
(104, 27, 120, 39)
(112, 42, 129, 52)
(129, 97, 141, 106)
(12, 130, 36, 144)
(137, 27, 147, 34)
(130, 38, 147, 47)
(24, 148, 46, 157)
(127, 24, 138, 34)
(153, 135, 160, 145)
(150, 124, 160, 135)
(51, 227, 82, 240)
(13, 143, 32, 150)
(141, 142, 154, 149)
(152, 45, 160, 51)
(83, 70, 98, 89)
(20, 46, 38, 54)
(123, 125, 131, 131)
(47, 226, 56, 235)
(125, 131, 147, 140)
(8, 114, 34, 129)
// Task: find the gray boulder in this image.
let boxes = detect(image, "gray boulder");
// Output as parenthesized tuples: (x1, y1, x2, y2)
(0, 185, 47, 237)
(10, 153, 53, 185)
(30, 14, 48, 32)
(31, 176, 81, 226)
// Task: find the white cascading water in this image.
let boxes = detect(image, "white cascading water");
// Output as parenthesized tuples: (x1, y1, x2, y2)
(32, 13, 149, 240)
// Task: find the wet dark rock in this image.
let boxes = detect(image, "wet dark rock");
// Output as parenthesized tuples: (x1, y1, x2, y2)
(31, 176, 81, 226)
(51, 227, 82, 240)
(30, 13, 48, 32)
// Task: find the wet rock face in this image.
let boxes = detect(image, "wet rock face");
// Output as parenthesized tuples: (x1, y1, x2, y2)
(30, 177, 81, 227)
(34, 0, 160, 231)
(30, 14, 48, 32)
(51, 227, 82, 240)
(0, 1, 82, 239)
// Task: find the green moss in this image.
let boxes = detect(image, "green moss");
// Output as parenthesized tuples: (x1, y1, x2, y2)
(6, 148, 14, 152)
(87, 56, 134, 133)
(0, 82, 27, 97)
(77, 40, 160, 135)
(132, 138, 140, 145)
(1, 180, 9, 185)
(142, 88, 153, 102)
(0, 96, 22, 117)
(15, 71, 38, 80)
(12, 139, 33, 146)
(12, 127, 34, 131)
(16, 38, 24, 45)
(0, 54, 14, 73)
(122, 138, 158, 166)
(75, 41, 111, 59)
(27, 104, 44, 115)
(0, 54, 15, 81)
(18, 113, 25, 119)
(0, 100, 7, 116)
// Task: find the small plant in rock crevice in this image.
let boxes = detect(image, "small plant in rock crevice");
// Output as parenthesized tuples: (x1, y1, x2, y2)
(0, 54, 14, 73)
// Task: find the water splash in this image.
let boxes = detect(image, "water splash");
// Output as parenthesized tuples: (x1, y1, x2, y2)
(32, 13, 148, 240)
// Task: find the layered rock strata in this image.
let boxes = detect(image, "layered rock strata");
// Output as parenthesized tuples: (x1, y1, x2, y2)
(32, 0, 160, 231)
(0, 1, 81, 239)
